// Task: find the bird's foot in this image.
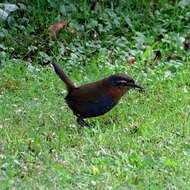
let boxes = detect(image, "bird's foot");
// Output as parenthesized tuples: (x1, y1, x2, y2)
(77, 117, 91, 128)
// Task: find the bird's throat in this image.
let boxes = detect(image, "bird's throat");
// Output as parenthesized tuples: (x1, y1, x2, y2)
(107, 87, 129, 102)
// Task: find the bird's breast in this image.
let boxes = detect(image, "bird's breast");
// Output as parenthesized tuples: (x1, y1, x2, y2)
(66, 95, 116, 118)
(107, 87, 128, 102)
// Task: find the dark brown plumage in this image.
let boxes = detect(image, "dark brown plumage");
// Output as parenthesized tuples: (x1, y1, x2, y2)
(52, 62, 143, 127)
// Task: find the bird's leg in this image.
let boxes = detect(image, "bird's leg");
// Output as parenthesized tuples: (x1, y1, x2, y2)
(77, 117, 91, 128)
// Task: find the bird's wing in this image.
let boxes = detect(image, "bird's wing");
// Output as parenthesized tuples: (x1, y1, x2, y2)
(66, 81, 106, 102)
(65, 83, 115, 118)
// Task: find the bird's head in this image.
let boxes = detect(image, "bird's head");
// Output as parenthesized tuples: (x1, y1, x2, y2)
(107, 74, 143, 91)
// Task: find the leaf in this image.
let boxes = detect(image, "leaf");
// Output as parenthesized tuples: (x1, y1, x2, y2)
(49, 20, 68, 38)
(135, 32, 146, 50)
(127, 56, 136, 65)
(0, 8, 8, 20)
(0, 3, 19, 13)
(179, 0, 190, 8)
(124, 16, 133, 29)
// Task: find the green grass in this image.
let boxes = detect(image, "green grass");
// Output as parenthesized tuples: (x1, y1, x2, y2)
(0, 57, 190, 189)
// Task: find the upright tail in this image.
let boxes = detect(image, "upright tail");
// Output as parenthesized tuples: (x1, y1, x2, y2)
(52, 62, 75, 92)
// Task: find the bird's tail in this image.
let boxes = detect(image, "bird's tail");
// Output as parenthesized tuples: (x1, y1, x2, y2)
(52, 62, 75, 92)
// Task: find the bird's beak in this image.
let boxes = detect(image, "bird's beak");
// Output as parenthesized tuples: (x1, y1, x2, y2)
(127, 83, 144, 92)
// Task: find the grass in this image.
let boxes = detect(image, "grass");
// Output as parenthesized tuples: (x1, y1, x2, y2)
(0, 57, 190, 189)
(1, 0, 190, 189)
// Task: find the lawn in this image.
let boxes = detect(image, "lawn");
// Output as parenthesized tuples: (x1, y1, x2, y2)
(0, 0, 190, 189)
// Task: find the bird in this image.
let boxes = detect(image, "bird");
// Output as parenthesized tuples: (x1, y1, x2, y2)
(52, 62, 143, 127)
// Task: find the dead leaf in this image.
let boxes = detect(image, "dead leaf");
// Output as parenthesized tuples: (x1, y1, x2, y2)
(127, 56, 135, 65)
(49, 20, 68, 38)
